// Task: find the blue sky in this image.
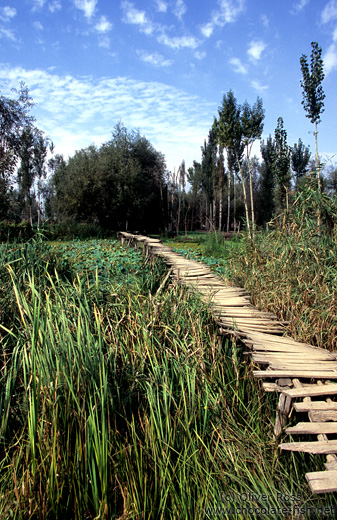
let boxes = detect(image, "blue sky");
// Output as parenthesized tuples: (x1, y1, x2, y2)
(0, 0, 336, 173)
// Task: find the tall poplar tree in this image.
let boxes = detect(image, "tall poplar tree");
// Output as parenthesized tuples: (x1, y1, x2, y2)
(240, 97, 265, 235)
(300, 41, 325, 184)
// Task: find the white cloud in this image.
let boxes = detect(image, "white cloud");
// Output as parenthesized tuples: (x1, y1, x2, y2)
(0, 65, 214, 171)
(292, 0, 310, 14)
(173, 0, 187, 21)
(200, 0, 245, 38)
(157, 33, 199, 49)
(0, 27, 16, 41)
(251, 80, 268, 93)
(137, 50, 173, 67)
(32, 0, 46, 11)
(324, 43, 337, 74)
(0, 6, 17, 21)
(121, 1, 155, 35)
(98, 35, 111, 48)
(49, 1, 62, 13)
(261, 14, 269, 27)
(155, 0, 168, 13)
(200, 22, 213, 38)
(95, 15, 113, 33)
(321, 0, 337, 24)
(247, 40, 266, 60)
(34, 21, 44, 31)
(229, 57, 248, 74)
(74, 0, 97, 19)
(194, 51, 206, 60)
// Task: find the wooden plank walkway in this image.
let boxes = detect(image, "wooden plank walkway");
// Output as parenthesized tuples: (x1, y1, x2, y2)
(118, 232, 337, 494)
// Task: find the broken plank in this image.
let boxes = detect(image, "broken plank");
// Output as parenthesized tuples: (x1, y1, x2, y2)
(305, 470, 337, 494)
(281, 384, 337, 398)
(279, 440, 337, 454)
(286, 422, 337, 435)
(253, 370, 337, 379)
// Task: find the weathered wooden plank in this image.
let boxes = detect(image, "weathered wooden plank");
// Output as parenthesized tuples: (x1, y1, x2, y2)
(268, 363, 337, 370)
(252, 351, 335, 360)
(253, 370, 337, 379)
(305, 470, 337, 494)
(279, 440, 337, 454)
(281, 384, 337, 398)
(325, 460, 337, 471)
(294, 401, 337, 412)
(286, 422, 337, 435)
(309, 410, 337, 422)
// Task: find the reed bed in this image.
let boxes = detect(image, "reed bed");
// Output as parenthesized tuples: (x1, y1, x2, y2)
(227, 185, 337, 351)
(0, 238, 335, 518)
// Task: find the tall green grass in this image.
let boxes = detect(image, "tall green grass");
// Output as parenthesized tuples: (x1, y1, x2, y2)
(0, 239, 335, 518)
(228, 184, 337, 350)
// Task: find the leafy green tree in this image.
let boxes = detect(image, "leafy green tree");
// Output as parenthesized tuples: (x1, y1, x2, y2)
(240, 97, 265, 234)
(201, 124, 218, 230)
(17, 126, 37, 225)
(260, 135, 276, 224)
(274, 117, 291, 212)
(0, 83, 35, 217)
(50, 123, 167, 232)
(291, 138, 311, 185)
(217, 90, 243, 233)
(300, 41, 325, 183)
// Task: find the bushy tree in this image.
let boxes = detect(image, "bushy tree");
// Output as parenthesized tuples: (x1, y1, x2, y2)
(50, 123, 167, 232)
(0, 83, 35, 217)
(291, 138, 311, 185)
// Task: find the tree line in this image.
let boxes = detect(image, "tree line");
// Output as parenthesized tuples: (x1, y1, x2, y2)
(1, 42, 336, 237)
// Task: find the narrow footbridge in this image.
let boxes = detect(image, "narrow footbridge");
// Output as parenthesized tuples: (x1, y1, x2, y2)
(119, 232, 337, 494)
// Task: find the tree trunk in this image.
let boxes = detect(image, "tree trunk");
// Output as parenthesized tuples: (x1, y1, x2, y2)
(237, 163, 251, 238)
(226, 169, 231, 233)
(233, 174, 237, 233)
(247, 148, 255, 238)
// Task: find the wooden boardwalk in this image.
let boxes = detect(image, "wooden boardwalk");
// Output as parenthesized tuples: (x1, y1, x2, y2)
(119, 232, 337, 494)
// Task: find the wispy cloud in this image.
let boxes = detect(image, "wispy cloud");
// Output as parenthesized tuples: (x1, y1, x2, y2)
(137, 50, 173, 67)
(98, 35, 111, 48)
(194, 51, 206, 60)
(0, 65, 214, 171)
(31, 0, 46, 11)
(49, 1, 62, 13)
(0, 27, 16, 41)
(74, 0, 98, 20)
(261, 14, 269, 27)
(229, 57, 248, 74)
(157, 32, 199, 49)
(251, 80, 268, 93)
(173, 0, 187, 21)
(0, 6, 17, 21)
(121, 1, 155, 35)
(155, 0, 168, 13)
(247, 40, 266, 60)
(34, 21, 44, 31)
(321, 0, 337, 23)
(200, 0, 245, 38)
(324, 43, 337, 74)
(292, 0, 310, 14)
(95, 15, 113, 34)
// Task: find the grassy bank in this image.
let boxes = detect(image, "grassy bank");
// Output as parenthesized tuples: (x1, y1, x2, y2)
(0, 238, 336, 518)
